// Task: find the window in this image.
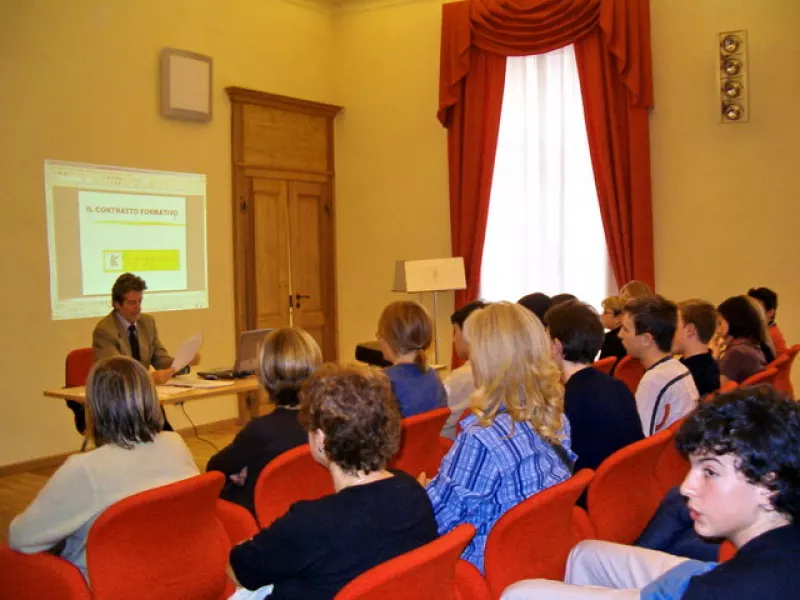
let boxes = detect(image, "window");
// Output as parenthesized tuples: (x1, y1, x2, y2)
(480, 45, 612, 310)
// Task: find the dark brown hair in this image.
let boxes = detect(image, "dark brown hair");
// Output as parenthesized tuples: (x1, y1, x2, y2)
(624, 295, 678, 353)
(299, 363, 401, 474)
(544, 301, 605, 364)
(86, 356, 163, 449)
(377, 301, 432, 371)
(112, 272, 147, 304)
(678, 299, 717, 344)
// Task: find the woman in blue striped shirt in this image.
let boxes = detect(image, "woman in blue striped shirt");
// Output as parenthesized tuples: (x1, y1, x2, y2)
(423, 301, 575, 572)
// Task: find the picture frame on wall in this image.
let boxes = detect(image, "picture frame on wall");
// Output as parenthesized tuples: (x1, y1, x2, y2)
(160, 48, 213, 123)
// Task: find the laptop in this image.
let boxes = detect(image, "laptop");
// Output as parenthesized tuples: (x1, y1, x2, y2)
(197, 328, 274, 379)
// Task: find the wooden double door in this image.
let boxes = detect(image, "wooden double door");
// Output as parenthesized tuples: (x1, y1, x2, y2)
(249, 176, 335, 358)
(227, 87, 341, 365)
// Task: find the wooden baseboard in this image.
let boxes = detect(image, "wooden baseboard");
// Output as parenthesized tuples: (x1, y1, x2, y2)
(0, 418, 241, 478)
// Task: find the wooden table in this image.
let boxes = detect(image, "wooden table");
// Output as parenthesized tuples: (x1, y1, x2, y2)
(43, 376, 261, 406)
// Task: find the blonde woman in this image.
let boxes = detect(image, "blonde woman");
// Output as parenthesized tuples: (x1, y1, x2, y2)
(207, 328, 322, 515)
(376, 300, 447, 417)
(620, 280, 653, 300)
(422, 302, 574, 573)
(9, 356, 198, 581)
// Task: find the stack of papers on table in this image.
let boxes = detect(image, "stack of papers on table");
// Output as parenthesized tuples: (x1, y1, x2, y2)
(163, 377, 236, 389)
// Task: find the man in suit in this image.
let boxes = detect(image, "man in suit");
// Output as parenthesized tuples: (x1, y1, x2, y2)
(92, 272, 198, 430)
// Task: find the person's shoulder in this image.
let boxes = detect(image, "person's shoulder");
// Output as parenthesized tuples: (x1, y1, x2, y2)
(242, 409, 303, 437)
(648, 356, 691, 380)
(93, 311, 117, 332)
(573, 367, 634, 399)
(446, 362, 473, 381)
(137, 313, 157, 328)
(152, 431, 193, 454)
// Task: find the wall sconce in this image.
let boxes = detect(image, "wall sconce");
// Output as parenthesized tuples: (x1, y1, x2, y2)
(718, 30, 749, 124)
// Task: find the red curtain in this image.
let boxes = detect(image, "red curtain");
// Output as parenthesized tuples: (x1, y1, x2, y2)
(440, 0, 655, 310)
(439, 2, 506, 316)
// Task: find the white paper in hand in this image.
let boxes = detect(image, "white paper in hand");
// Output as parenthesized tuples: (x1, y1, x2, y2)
(172, 333, 202, 373)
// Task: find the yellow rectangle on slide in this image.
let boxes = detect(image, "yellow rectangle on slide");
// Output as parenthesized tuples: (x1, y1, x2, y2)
(103, 250, 180, 272)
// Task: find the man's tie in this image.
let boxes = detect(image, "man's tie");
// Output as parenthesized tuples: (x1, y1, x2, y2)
(128, 324, 141, 362)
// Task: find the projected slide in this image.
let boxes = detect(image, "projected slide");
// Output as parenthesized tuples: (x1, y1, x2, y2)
(79, 192, 188, 295)
(45, 161, 208, 320)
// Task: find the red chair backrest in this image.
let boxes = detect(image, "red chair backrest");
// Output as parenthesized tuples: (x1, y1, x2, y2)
(740, 366, 780, 388)
(718, 540, 737, 562)
(592, 356, 617, 375)
(484, 469, 595, 598)
(334, 524, 476, 600)
(773, 345, 798, 400)
(65, 347, 93, 387)
(613, 356, 645, 394)
(254, 444, 335, 528)
(86, 472, 231, 600)
(388, 406, 451, 478)
(654, 417, 690, 495)
(0, 545, 91, 600)
(587, 428, 674, 544)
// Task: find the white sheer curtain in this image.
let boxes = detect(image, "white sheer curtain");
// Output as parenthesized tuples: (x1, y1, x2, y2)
(480, 44, 612, 311)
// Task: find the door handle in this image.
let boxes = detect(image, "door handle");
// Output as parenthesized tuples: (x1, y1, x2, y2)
(294, 293, 311, 308)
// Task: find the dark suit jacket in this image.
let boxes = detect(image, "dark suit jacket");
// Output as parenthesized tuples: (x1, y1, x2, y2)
(92, 311, 173, 369)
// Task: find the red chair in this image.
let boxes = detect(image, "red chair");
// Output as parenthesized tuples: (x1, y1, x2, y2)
(334, 524, 489, 600)
(0, 544, 91, 600)
(65, 348, 94, 445)
(740, 366, 780, 388)
(254, 444, 335, 528)
(86, 472, 255, 600)
(718, 540, 737, 562)
(592, 356, 617, 375)
(388, 406, 452, 478)
(587, 428, 675, 544)
(484, 469, 595, 598)
(772, 345, 798, 400)
(613, 356, 645, 394)
(216, 498, 260, 546)
(654, 417, 690, 495)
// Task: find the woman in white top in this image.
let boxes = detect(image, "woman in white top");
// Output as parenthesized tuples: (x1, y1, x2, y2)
(9, 356, 199, 581)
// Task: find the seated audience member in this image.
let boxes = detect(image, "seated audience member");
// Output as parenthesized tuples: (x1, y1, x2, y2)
(545, 301, 643, 472)
(376, 301, 447, 418)
(518, 292, 552, 324)
(206, 328, 321, 516)
(745, 295, 777, 363)
(423, 302, 574, 573)
(502, 385, 800, 600)
(227, 363, 437, 599)
(551, 293, 578, 307)
(748, 286, 787, 355)
(715, 296, 768, 384)
(9, 356, 199, 582)
(673, 300, 721, 397)
(441, 300, 487, 440)
(598, 295, 627, 361)
(619, 296, 698, 436)
(620, 279, 653, 300)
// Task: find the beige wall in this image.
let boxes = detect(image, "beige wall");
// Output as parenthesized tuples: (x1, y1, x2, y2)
(332, 0, 453, 369)
(0, 0, 335, 466)
(649, 0, 799, 389)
